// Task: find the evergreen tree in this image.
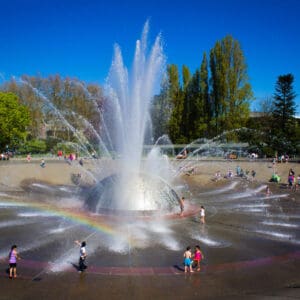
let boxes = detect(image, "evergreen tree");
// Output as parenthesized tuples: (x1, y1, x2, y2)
(271, 73, 297, 153)
(272, 73, 296, 134)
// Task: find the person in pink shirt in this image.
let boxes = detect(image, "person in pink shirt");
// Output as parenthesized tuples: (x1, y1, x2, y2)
(193, 245, 204, 271)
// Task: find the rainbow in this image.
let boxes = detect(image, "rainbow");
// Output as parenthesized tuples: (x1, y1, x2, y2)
(0, 198, 124, 240)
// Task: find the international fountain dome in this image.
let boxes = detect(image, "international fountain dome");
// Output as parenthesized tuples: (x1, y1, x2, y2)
(84, 172, 180, 214)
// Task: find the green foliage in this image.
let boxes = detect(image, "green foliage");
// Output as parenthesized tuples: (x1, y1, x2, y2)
(209, 35, 253, 135)
(272, 74, 297, 136)
(18, 139, 47, 154)
(151, 76, 172, 141)
(2, 75, 104, 151)
(0, 92, 31, 149)
(167, 64, 185, 143)
(265, 74, 298, 154)
(53, 142, 80, 155)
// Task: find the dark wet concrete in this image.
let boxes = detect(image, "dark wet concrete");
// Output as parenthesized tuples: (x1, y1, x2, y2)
(1, 260, 300, 299)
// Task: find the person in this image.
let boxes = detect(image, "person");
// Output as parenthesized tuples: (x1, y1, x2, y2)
(200, 206, 205, 224)
(57, 150, 63, 160)
(183, 246, 193, 273)
(236, 165, 241, 176)
(26, 153, 31, 163)
(251, 170, 256, 180)
(270, 173, 281, 183)
(225, 169, 233, 178)
(289, 168, 295, 176)
(214, 171, 221, 181)
(40, 158, 46, 168)
(176, 149, 187, 159)
(179, 197, 185, 216)
(288, 173, 294, 189)
(272, 157, 276, 170)
(295, 174, 300, 191)
(193, 245, 204, 271)
(75, 240, 87, 273)
(265, 186, 271, 196)
(8, 245, 20, 279)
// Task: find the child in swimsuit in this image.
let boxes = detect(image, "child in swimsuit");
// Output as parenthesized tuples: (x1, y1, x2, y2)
(193, 245, 204, 271)
(183, 246, 193, 273)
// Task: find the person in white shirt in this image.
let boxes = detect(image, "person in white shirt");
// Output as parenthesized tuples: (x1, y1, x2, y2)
(200, 206, 205, 224)
(75, 240, 87, 272)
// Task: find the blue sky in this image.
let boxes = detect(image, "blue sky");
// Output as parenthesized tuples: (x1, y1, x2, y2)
(1, 0, 300, 113)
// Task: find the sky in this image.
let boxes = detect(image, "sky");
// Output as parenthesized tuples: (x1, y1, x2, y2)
(1, 0, 300, 113)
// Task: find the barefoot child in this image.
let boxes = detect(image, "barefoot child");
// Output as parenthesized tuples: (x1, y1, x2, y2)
(75, 240, 87, 272)
(193, 245, 204, 271)
(8, 245, 20, 278)
(200, 206, 205, 224)
(183, 246, 193, 273)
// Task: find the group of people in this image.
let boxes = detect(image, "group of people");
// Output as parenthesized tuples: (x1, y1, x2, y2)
(183, 245, 204, 273)
(7, 240, 206, 277)
(287, 168, 300, 190)
(6, 240, 87, 279)
(179, 197, 205, 224)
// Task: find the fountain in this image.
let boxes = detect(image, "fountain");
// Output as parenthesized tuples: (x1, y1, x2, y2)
(0, 22, 299, 283)
(94, 21, 178, 213)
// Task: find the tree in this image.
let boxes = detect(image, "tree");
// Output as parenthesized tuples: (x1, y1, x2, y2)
(199, 52, 211, 138)
(167, 64, 185, 143)
(0, 92, 31, 149)
(209, 35, 253, 137)
(181, 65, 192, 142)
(272, 73, 297, 135)
(271, 73, 297, 153)
(151, 75, 172, 141)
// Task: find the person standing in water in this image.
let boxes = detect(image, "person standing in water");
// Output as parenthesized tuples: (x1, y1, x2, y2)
(183, 246, 194, 273)
(193, 245, 204, 271)
(75, 240, 87, 273)
(8, 245, 20, 279)
(179, 197, 185, 216)
(200, 206, 205, 224)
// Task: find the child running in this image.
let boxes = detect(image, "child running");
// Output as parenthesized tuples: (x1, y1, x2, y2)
(183, 246, 194, 273)
(193, 245, 204, 271)
(8, 245, 20, 279)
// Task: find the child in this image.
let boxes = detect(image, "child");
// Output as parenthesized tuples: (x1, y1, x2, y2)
(200, 206, 205, 224)
(193, 245, 204, 271)
(183, 246, 193, 273)
(75, 240, 87, 273)
(8, 245, 20, 279)
(296, 174, 300, 191)
(40, 158, 46, 168)
(179, 197, 185, 216)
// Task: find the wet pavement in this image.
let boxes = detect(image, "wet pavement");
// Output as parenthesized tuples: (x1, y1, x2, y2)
(0, 163, 300, 299)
